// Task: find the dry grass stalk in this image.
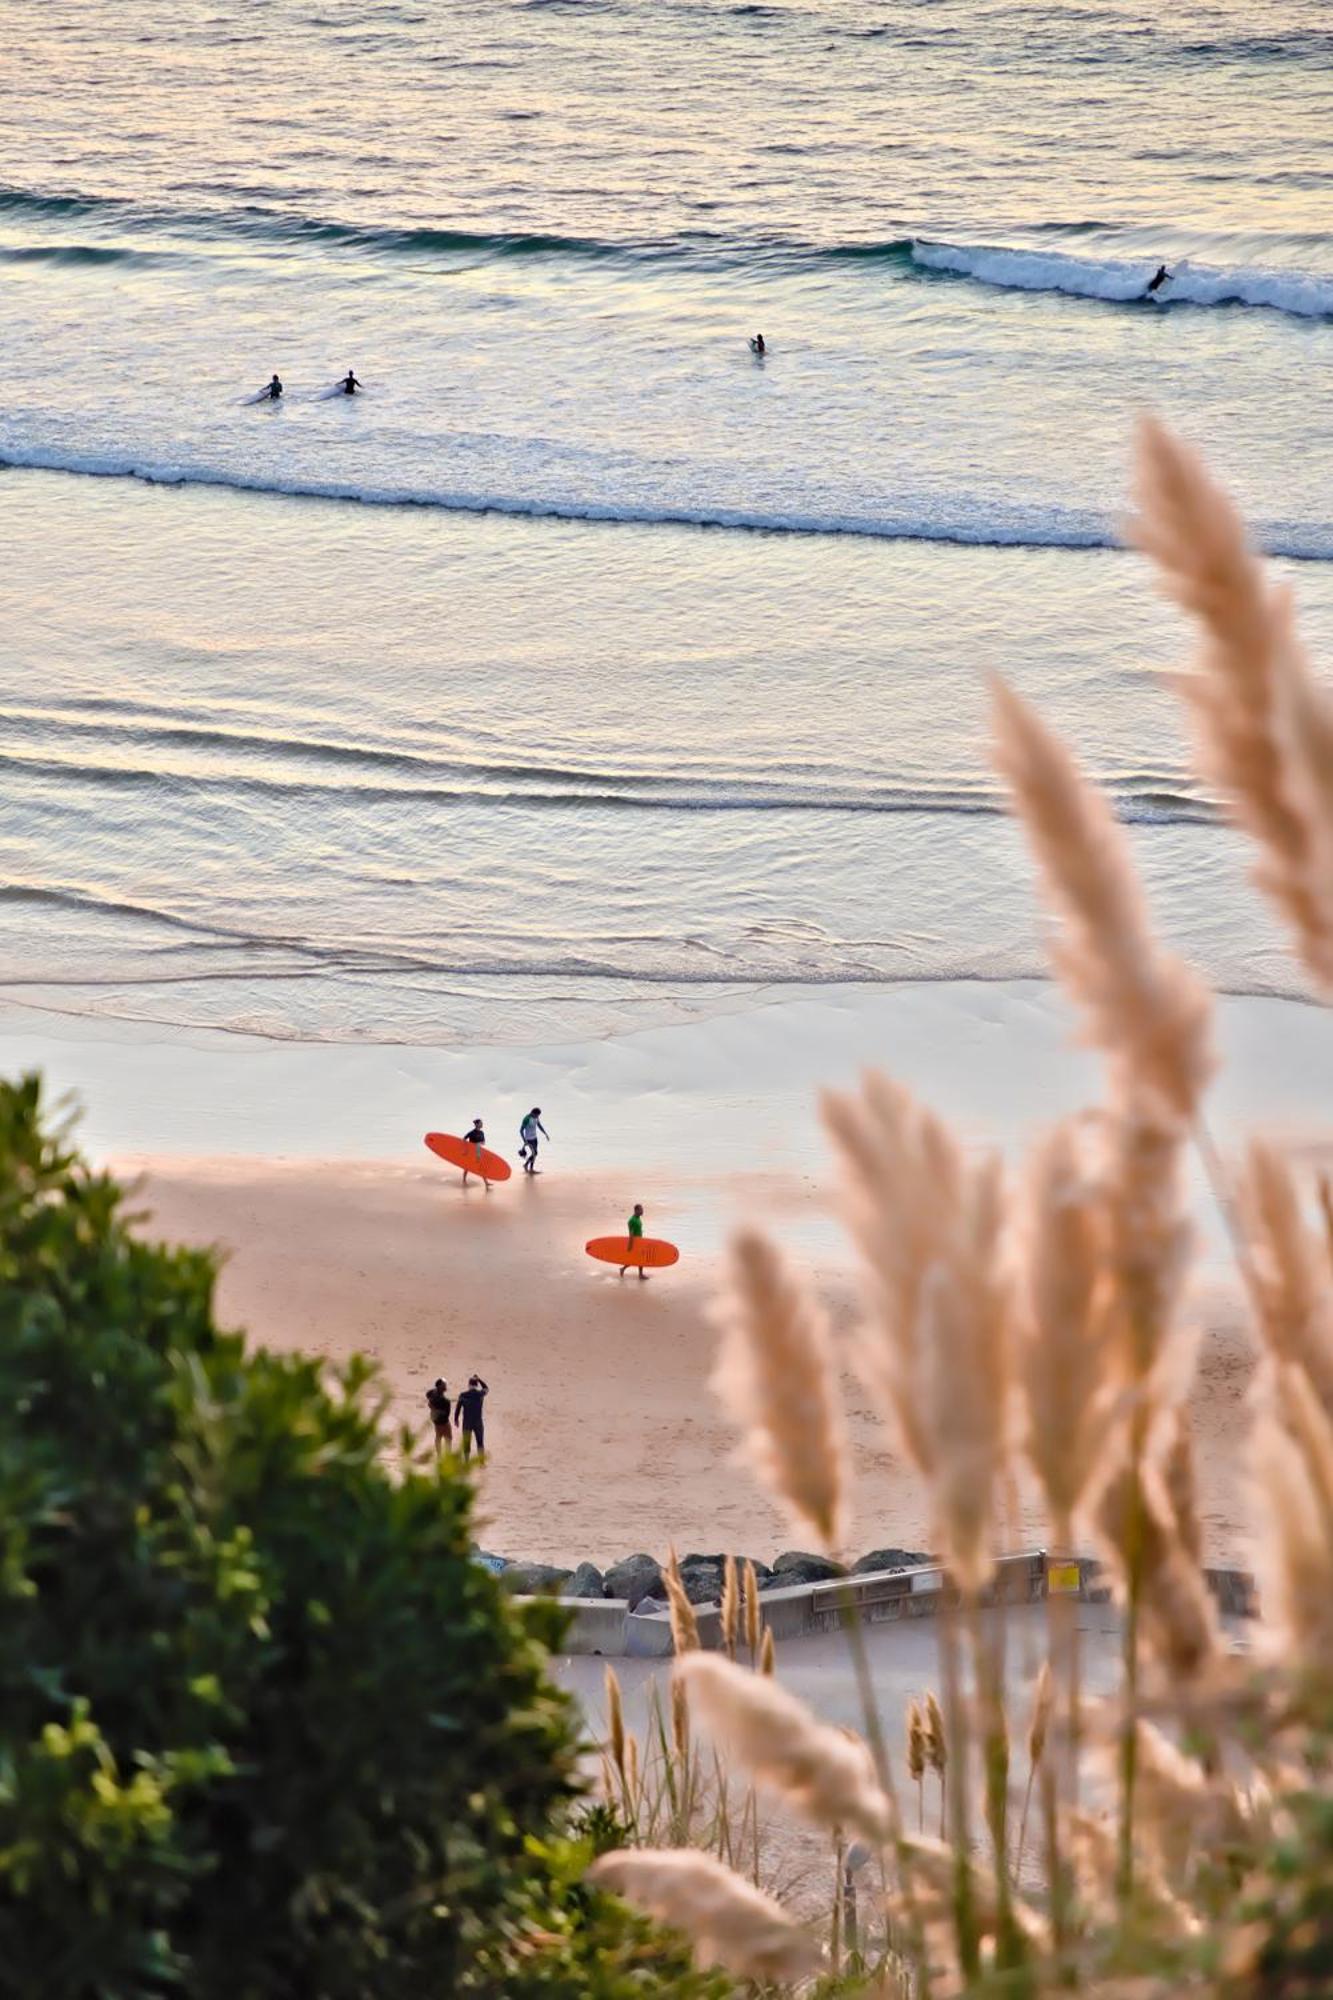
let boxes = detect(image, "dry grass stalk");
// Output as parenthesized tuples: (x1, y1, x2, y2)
(605, 1664, 627, 1792)
(1102, 1106, 1198, 1419)
(900, 1834, 1049, 1948)
(1028, 1661, 1055, 1769)
(1019, 1120, 1116, 1533)
(588, 1848, 819, 1981)
(1319, 1172, 1333, 1273)
(1126, 1719, 1211, 1883)
(664, 1550, 700, 1655)
(1132, 413, 1333, 993)
(990, 673, 1213, 1124)
(820, 1071, 964, 1476)
(906, 1700, 926, 1785)
(822, 1068, 1009, 1590)
(710, 1228, 848, 1555)
(1094, 1455, 1219, 1685)
(1251, 1361, 1333, 1669)
(671, 1675, 690, 1769)
(759, 1625, 776, 1677)
(924, 1692, 947, 1777)
(1240, 1140, 1333, 1412)
(916, 1196, 1011, 1593)
(677, 1652, 893, 1847)
(1068, 1808, 1200, 1940)
(1160, 1407, 1203, 1569)
(721, 1554, 739, 1657)
(743, 1559, 761, 1659)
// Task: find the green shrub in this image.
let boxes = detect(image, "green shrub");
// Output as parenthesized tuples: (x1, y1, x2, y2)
(0, 1076, 714, 1998)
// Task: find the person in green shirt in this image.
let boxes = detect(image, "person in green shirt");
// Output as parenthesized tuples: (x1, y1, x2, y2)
(623, 1203, 647, 1279)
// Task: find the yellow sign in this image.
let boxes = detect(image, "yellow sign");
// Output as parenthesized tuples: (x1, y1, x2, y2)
(1047, 1562, 1081, 1595)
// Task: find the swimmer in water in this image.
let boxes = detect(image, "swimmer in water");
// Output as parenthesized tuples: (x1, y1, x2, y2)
(749, 333, 766, 355)
(1145, 265, 1171, 297)
(339, 369, 362, 395)
(261, 374, 283, 401)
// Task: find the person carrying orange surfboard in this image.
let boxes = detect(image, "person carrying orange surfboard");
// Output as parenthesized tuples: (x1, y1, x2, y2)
(623, 1203, 648, 1279)
(518, 1107, 548, 1175)
(463, 1117, 490, 1190)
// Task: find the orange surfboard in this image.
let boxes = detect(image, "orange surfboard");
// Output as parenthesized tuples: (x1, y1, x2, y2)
(425, 1132, 513, 1183)
(586, 1235, 680, 1270)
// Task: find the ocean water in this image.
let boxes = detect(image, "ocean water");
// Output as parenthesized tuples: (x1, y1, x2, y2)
(1, 0, 1331, 1046)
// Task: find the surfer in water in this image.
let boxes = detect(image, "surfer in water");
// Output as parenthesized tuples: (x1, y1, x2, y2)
(623, 1202, 648, 1279)
(1145, 264, 1171, 297)
(749, 333, 766, 356)
(260, 373, 283, 401)
(518, 1107, 548, 1175)
(339, 369, 362, 395)
(463, 1117, 489, 1191)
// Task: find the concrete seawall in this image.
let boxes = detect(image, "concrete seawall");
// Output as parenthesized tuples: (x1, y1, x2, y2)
(520, 1550, 1258, 1658)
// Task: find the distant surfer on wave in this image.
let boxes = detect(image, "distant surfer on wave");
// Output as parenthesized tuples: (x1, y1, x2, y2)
(749, 333, 766, 355)
(518, 1107, 548, 1175)
(1145, 264, 1171, 298)
(339, 369, 362, 395)
(463, 1116, 489, 1191)
(623, 1202, 648, 1280)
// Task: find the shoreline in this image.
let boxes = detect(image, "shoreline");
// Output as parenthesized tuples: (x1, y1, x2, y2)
(4, 972, 1320, 1570)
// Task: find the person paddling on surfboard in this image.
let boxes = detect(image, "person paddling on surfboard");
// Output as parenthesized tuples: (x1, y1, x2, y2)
(623, 1203, 648, 1280)
(518, 1107, 548, 1175)
(1145, 264, 1171, 297)
(339, 369, 362, 395)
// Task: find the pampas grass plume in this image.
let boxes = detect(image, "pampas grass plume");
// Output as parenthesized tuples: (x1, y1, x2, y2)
(990, 673, 1213, 1123)
(664, 1549, 701, 1655)
(925, 1692, 948, 1776)
(711, 1228, 848, 1555)
(744, 1558, 761, 1658)
(1028, 1661, 1054, 1769)
(677, 1651, 893, 1847)
(1133, 414, 1333, 993)
(1241, 1140, 1333, 1413)
(721, 1553, 739, 1654)
(588, 1848, 819, 1981)
(759, 1625, 776, 1676)
(906, 1700, 926, 1785)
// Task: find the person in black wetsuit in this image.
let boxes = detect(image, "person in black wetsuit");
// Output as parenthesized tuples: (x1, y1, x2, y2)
(462, 1117, 489, 1191)
(425, 1377, 452, 1454)
(1145, 265, 1171, 297)
(749, 333, 766, 355)
(261, 373, 283, 400)
(457, 1375, 489, 1461)
(340, 370, 362, 394)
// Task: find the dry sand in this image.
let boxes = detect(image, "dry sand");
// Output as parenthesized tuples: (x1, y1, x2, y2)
(128, 1153, 1260, 1572)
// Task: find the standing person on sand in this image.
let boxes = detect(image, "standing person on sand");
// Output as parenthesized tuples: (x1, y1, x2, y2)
(425, 1377, 452, 1454)
(456, 1375, 489, 1461)
(518, 1107, 549, 1175)
(462, 1116, 489, 1191)
(623, 1202, 648, 1280)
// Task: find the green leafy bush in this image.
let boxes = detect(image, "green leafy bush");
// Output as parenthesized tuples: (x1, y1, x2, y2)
(0, 1076, 714, 1998)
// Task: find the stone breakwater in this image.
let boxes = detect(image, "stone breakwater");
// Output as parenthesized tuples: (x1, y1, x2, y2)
(473, 1546, 934, 1607)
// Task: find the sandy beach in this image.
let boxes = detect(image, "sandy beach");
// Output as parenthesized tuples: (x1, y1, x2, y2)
(128, 1150, 1260, 1572)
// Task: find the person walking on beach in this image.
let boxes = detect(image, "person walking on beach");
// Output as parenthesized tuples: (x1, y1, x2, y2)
(457, 1374, 489, 1461)
(425, 1377, 452, 1454)
(518, 1107, 548, 1175)
(463, 1116, 489, 1190)
(623, 1202, 648, 1279)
